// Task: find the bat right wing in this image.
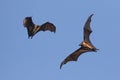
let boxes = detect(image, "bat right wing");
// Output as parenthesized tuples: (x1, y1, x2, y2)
(83, 14, 98, 51)
(60, 47, 90, 69)
(31, 22, 56, 38)
(84, 14, 93, 43)
(40, 22, 56, 33)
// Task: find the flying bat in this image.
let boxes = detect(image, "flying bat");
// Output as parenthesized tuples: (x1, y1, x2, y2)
(60, 14, 98, 69)
(23, 17, 56, 39)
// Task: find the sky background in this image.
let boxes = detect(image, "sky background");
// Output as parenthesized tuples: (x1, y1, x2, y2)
(0, 0, 120, 80)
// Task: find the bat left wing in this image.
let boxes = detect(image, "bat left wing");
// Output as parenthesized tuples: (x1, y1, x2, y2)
(83, 14, 98, 51)
(84, 14, 93, 43)
(31, 22, 56, 38)
(60, 47, 90, 69)
(23, 17, 35, 38)
(40, 22, 56, 33)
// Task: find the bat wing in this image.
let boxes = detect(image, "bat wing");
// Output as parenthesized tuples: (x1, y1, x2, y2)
(40, 22, 56, 33)
(84, 14, 93, 43)
(26, 26, 34, 38)
(23, 17, 35, 38)
(83, 14, 98, 51)
(31, 22, 56, 38)
(60, 47, 91, 69)
(31, 25, 41, 38)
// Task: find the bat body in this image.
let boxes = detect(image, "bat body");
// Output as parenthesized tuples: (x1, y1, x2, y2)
(60, 14, 98, 69)
(23, 17, 56, 39)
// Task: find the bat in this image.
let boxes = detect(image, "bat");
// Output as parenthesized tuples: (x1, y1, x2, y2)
(60, 14, 98, 69)
(23, 17, 56, 39)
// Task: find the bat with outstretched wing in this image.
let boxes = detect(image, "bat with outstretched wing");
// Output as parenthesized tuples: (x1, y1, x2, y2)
(23, 17, 56, 39)
(60, 14, 98, 69)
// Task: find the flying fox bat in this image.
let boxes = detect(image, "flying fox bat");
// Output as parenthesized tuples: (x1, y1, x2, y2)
(23, 17, 56, 39)
(60, 14, 98, 69)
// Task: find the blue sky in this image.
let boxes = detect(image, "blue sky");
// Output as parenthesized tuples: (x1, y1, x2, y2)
(0, 0, 120, 80)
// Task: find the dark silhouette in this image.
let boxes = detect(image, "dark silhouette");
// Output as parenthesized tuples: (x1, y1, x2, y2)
(60, 14, 98, 69)
(23, 17, 56, 39)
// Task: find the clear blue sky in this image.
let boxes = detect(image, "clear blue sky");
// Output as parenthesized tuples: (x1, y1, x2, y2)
(0, 0, 120, 80)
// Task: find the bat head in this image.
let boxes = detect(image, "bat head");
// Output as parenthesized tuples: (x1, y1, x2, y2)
(23, 16, 34, 28)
